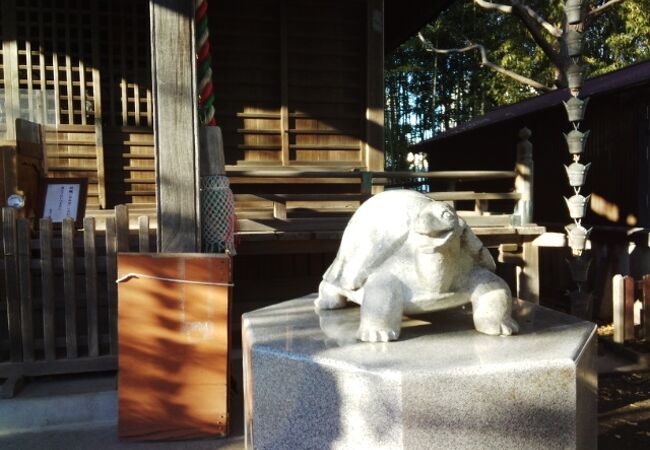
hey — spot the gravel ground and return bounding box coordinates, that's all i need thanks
[598,342,650,450]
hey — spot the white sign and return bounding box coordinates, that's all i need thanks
[43,183,81,223]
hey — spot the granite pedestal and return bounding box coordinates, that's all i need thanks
[242,295,597,450]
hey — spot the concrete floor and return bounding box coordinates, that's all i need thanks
[0,353,246,450]
[0,344,647,450]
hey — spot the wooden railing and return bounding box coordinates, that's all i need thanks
[0,205,153,397]
[228,167,530,233]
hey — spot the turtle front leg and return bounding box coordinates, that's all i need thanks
[358,273,404,342]
[468,269,519,336]
[315,280,348,310]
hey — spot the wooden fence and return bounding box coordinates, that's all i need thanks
[0,205,153,397]
[612,274,650,343]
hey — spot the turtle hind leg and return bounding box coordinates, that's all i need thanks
[315,280,348,310]
[468,269,519,336]
[358,273,404,342]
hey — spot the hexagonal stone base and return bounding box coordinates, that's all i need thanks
[242,295,596,450]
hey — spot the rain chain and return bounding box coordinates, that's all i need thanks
[196,0,217,125]
[562,0,592,307]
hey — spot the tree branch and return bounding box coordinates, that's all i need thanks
[510,2,563,67]
[587,0,626,18]
[417,33,554,92]
[474,0,562,37]
[473,0,512,13]
[473,0,562,69]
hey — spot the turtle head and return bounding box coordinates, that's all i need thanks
[412,201,459,238]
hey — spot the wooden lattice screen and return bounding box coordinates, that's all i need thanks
[0,0,154,208]
[210,0,379,169]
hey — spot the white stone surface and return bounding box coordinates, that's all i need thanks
[242,295,597,450]
[316,190,518,341]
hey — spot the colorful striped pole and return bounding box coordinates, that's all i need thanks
[196,0,216,125]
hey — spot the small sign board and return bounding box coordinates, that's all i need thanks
[39,178,88,227]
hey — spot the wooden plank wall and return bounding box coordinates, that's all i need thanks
[210,0,378,169]
[44,124,102,209]
[104,127,155,206]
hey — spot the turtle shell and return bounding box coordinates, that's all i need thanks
[323,190,460,291]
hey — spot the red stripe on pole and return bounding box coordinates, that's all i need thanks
[196,0,209,22]
[198,41,210,61]
[200,82,213,102]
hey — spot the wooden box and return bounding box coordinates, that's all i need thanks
[117,253,231,440]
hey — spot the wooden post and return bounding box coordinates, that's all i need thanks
[515,127,533,225]
[105,216,118,355]
[150,0,200,252]
[516,238,540,304]
[16,218,33,362]
[39,218,56,360]
[280,0,289,166]
[84,217,100,358]
[624,275,635,341]
[1,0,19,140]
[612,274,625,343]
[641,275,650,341]
[365,0,384,181]
[2,207,22,361]
[62,218,78,358]
[138,215,151,252]
[91,1,107,209]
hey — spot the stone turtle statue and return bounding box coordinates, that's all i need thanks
[315,190,519,342]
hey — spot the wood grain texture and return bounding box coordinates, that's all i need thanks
[115,204,129,252]
[644,275,650,340]
[516,240,540,304]
[1,0,19,140]
[2,208,22,361]
[365,0,384,173]
[16,219,34,362]
[84,217,99,357]
[138,215,151,252]
[39,218,56,361]
[624,275,635,341]
[105,216,118,354]
[150,0,200,252]
[62,218,78,358]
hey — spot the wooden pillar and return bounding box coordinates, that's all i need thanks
[150,0,200,252]
[1,0,20,140]
[516,238,540,304]
[365,0,384,176]
[91,2,106,209]
[515,127,533,225]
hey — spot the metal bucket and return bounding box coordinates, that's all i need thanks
[564,194,590,219]
[566,256,592,283]
[566,30,584,57]
[565,223,591,253]
[566,63,584,91]
[565,2,584,24]
[564,162,591,187]
[564,129,590,155]
[563,96,589,122]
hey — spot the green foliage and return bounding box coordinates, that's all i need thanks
[384,0,649,169]
[584,0,650,75]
